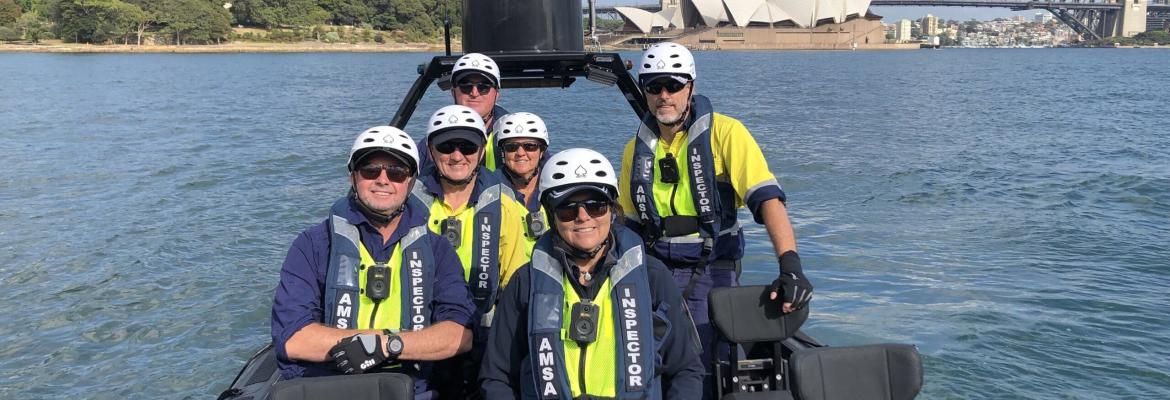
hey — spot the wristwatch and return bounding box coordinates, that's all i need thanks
[384,333,404,361]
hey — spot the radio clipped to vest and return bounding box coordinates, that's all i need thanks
[569,300,600,344]
[441,216,462,248]
[658,153,680,184]
[525,211,548,238]
[366,262,391,301]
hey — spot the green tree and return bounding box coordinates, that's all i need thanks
[51,0,146,43]
[154,0,230,44]
[15,0,35,12]
[20,11,47,42]
[1135,30,1169,45]
[0,25,20,40]
[320,0,370,25]
[1,0,21,26]
[242,0,328,28]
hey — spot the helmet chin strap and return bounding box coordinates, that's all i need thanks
[503,166,538,187]
[352,193,405,225]
[439,168,477,187]
[553,229,612,262]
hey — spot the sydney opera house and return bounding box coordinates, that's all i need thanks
[612,0,895,49]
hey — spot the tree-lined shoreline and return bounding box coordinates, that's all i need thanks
[0,0,461,46]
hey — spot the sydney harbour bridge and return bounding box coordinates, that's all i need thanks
[591,0,1170,40]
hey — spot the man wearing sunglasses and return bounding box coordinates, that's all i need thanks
[617,42,814,398]
[410,105,532,398]
[270,126,476,396]
[480,148,703,399]
[416,52,511,172]
[494,112,553,253]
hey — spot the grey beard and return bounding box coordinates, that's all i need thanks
[655,106,689,126]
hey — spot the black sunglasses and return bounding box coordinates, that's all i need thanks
[501,142,543,153]
[644,79,688,95]
[554,199,610,222]
[357,163,412,182]
[435,140,481,155]
[456,81,494,95]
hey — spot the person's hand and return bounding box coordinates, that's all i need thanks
[768,251,813,313]
[330,334,386,374]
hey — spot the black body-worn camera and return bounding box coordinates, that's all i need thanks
[659,153,680,184]
[569,300,600,344]
[525,212,547,238]
[441,217,462,248]
[366,262,390,301]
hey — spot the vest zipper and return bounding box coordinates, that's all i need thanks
[578,342,589,397]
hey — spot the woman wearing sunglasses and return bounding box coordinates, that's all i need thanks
[480,148,703,400]
[494,112,553,250]
[410,104,533,399]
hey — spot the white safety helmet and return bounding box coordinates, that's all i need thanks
[637,42,696,83]
[426,104,487,143]
[539,148,618,207]
[451,52,501,87]
[494,112,549,145]
[348,126,420,174]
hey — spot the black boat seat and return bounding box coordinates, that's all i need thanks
[708,286,922,400]
[270,373,414,400]
[709,285,809,344]
[790,344,922,400]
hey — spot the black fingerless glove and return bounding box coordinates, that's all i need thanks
[770,251,813,311]
[330,334,387,374]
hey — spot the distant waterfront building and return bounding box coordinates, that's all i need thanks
[1034,12,1053,24]
[615,0,875,32]
[921,13,938,37]
[896,19,912,42]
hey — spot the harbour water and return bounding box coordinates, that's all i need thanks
[1,49,1167,399]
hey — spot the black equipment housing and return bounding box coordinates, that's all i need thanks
[366,263,390,301]
[569,300,600,344]
[462,0,584,53]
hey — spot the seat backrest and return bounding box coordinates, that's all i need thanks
[708,285,808,343]
[789,344,923,400]
[271,373,415,400]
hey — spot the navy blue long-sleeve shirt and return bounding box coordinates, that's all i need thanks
[479,237,705,399]
[270,196,475,387]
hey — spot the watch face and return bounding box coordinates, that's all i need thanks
[389,337,403,353]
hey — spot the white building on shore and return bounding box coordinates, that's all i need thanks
[615,0,875,33]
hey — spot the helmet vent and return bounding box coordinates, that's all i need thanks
[403,143,412,149]
[596,171,607,177]
[589,159,601,164]
[672,63,682,68]
[555,161,569,166]
[363,138,375,143]
[552,173,565,179]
